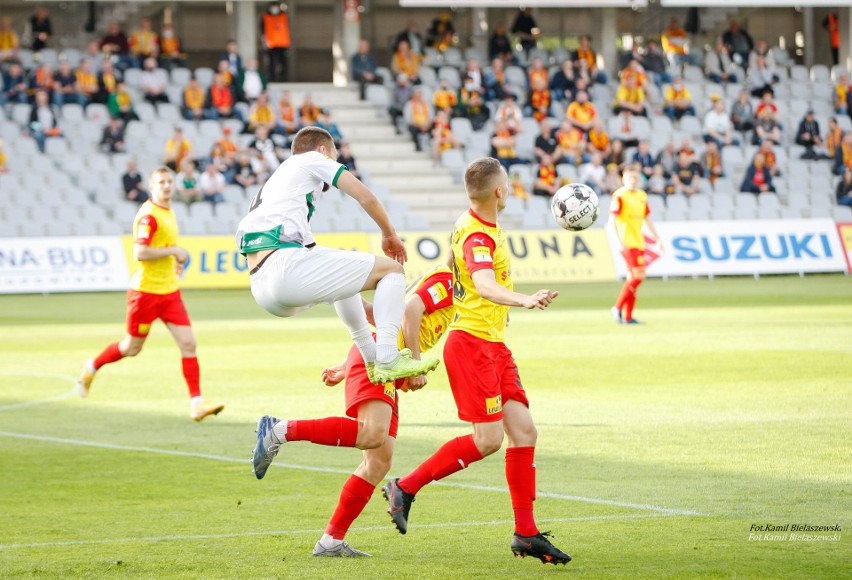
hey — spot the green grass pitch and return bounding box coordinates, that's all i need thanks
[0,275,850,578]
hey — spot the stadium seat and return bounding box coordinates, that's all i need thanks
[418,66,438,87]
[711,207,733,220]
[667,195,688,213]
[366,85,391,110]
[194,67,215,88]
[85,103,110,123]
[688,206,710,221]
[170,68,192,87]
[441,149,465,182]
[509,164,533,189]
[809,206,831,218]
[832,206,852,221]
[504,66,527,88]
[758,206,780,219]
[810,65,830,83]
[679,116,703,138]
[789,83,810,101]
[503,196,526,216]
[157,103,182,123]
[735,194,758,212]
[556,164,578,182]
[375,66,393,86]
[790,65,809,83]
[44,138,69,157]
[450,117,473,144]
[780,207,802,219]
[831,65,848,81]
[123,68,142,88]
[443,47,463,67]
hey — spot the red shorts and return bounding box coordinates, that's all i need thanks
[622,248,645,268]
[126,289,191,337]
[443,330,529,423]
[343,344,400,438]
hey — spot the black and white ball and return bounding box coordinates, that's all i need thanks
[550,183,600,231]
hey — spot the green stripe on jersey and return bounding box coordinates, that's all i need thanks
[332,166,346,188]
[240,226,302,255]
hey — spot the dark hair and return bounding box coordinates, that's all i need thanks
[291,127,334,154]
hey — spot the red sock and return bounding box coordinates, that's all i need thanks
[624,278,643,320]
[615,279,633,311]
[287,417,359,447]
[506,446,538,537]
[181,357,201,398]
[93,342,124,370]
[325,475,375,540]
[398,435,483,495]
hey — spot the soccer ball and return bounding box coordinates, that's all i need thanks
[550,183,600,231]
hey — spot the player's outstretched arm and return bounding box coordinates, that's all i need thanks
[336,171,407,263]
[471,269,558,310]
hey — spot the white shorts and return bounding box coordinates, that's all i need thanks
[250,246,375,317]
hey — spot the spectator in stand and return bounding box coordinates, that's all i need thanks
[731,89,755,134]
[612,110,640,149]
[249,125,286,170]
[206,72,243,122]
[702,140,724,187]
[29,62,56,102]
[277,90,299,135]
[100,117,126,154]
[795,110,826,160]
[511,8,538,57]
[82,41,103,72]
[753,106,782,145]
[216,58,236,87]
[656,141,677,178]
[587,118,611,157]
[219,39,243,78]
[510,171,531,201]
[490,120,524,169]
[613,75,647,117]
[0,17,20,65]
[28,89,62,152]
[573,35,607,84]
[246,90,279,135]
[0,140,6,174]
[388,74,413,135]
[455,79,489,131]
[140,57,169,105]
[740,152,775,194]
[836,167,852,207]
[748,39,779,81]
[533,154,560,198]
[29,7,52,52]
[758,140,780,178]
[703,95,739,149]
[494,92,523,134]
[823,10,840,67]
[3,63,29,104]
[175,158,202,204]
[526,76,552,122]
[210,126,239,179]
[351,39,380,101]
[129,18,159,63]
[603,163,623,195]
[315,108,344,146]
[488,23,513,63]
[567,89,597,135]
[662,18,698,69]
[663,76,695,121]
[426,12,455,50]
[605,139,627,171]
[632,140,655,181]
[164,126,193,172]
[834,72,850,116]
[122,159,149,204]
[158,22,185,70]
[182,77,207,121]
[550,59,576,102]
[336,141,360,180]
[299,93,321,127]
[647,163,670,198]
[261,1,290,82]
[99,21,135,71]
[527,57,548,89]
[579,152,607,195]
[705,37,738,84]
[534,120,561,164]
[834,132,852,176]
[237,58,266,103]
[94,59,120,105]
[395,20,424,55]
[748,55,776,97]
[556,119,588,165]
[826,117,843,162]
[643,40,672,86]
[75,60,99,106]
[484,57,510,101]
[432,78,457,115]
[199,162,226,204]
[620,58,650,92]
[463,59,485,93]
[431,109,461,163]
[671,149,703,196]
[404,87,432,152]
[53,61,85,108]
[231,151,259,190]
[391,39,421,85]
[107,80,139,122]
[722,20,754,68]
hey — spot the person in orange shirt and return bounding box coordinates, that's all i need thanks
[432,79,457,114]
[299,93,321,126]
[277,90,299,134]
[532,154,559,197]
[77,167,225,422]
[825,117,843,161]
[181,77,206,120]
[610,165,661,325]
[661,18,696,68]
[431,109,460,162]
[556,119,589,165]
[129,18,159,62]
[525,76,551,122]
[404,87,432,151]
[164,126,193,172]
[158,22,186,70]
[490,120,523,169]
[527,57,548,90]
[566,89,597,135]
[262,1,291,81]
[206,72,244,122]
[834,132,852,176]
[586,118,610,156]
[822,10,840,66]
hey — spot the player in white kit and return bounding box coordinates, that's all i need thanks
[236,126,438,384]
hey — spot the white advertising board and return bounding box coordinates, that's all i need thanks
[0,237,129,294]
[607,220,847,278]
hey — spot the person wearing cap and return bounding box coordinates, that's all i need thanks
[703,96,739,149]
[795,110,826,160]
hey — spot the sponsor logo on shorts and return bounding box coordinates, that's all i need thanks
[384,382,396,400]
[138,323,151,336]
[486,395,502,415]
[473,246,492,263]
[637,255,645,265]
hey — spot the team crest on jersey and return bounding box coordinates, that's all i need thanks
[383,382,396,400]
[485,395,502,415]
[427,282,448,304]
[472,246,492,263]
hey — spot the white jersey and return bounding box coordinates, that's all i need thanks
[236,151,346,254]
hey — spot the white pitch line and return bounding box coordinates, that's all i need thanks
[0,513,678,551]
[0,372,77,411]
[0,431,705,517]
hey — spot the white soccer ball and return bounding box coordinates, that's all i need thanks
[550,183,600,231]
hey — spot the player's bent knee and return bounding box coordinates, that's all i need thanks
[474,433,504,457]
[356,426,388,450]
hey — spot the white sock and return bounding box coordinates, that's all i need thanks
[319,533,342,548]
[85,359,96,374]
[190,396,204,409]
[334,294,376,364]
[373,272,406,364]
[271,420,288,444]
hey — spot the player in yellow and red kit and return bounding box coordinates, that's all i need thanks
[252,266,454,557]
[382,157,572,566]
[76,167,224,422]
[610,165,662,324]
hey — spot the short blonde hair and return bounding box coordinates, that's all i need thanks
[464,157,506,202]
[291,127,334,154]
